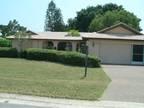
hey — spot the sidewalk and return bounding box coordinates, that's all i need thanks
[0,93,144,108]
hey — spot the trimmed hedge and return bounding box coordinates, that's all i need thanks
[0,38,11,47]
[24,48,100,67]
[0,47,18,58]
[0,47,101,67]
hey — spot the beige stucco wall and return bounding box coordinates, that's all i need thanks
[12,38,144,64]
[12,39,43,51]
[31,40,43,48]
[12,39,31,52]
[104,26,135,35]
[87,39,144,64]
[12,39,79,51]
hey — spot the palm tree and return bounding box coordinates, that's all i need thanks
[15,30,31,57]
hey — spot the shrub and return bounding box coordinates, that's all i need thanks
[67,30,80,37]
[20,50,27,58]
[24,48,100,67]
[0,38,11,47]
[0,47,18,58]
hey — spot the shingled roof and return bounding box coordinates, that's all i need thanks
[7,23,144,41]
[82,32,144,41]
[97,22,143,35]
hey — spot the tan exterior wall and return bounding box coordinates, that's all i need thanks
[12,39,43,51]
[12,39,79,51]
[12,39,31,51]
[12,38,144,64]
[87,39,144,64]
[31,40,43,48]
[105,26,135,35]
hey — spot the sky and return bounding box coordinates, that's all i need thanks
[0,0,144,33]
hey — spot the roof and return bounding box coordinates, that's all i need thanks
[7,32,83,41]
[7,23,144,41]
[7,32,144,41]
[98,22,143,35]
[27,30,38,35]
[34,32,83,41]
[82,32,144,41]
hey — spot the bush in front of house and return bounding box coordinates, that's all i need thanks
[24,48,101,67]
[67,30,80,37]
[0,38,11,47]
[0,47,18,58]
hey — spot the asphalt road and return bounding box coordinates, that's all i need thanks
[101,65,144,103]
[0,103,46,108]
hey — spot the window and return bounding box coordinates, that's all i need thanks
[47,41,54,49]
[132,45,144,62]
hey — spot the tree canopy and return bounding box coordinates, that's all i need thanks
[89,10,141,32]
[67,3,141,32]
[0,19,26,38]
[44,0,65,32]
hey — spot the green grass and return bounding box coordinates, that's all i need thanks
[0,58,110,100]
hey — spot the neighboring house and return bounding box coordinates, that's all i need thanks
[7,23,144,65]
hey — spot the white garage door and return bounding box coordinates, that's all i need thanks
[99,43,131,64]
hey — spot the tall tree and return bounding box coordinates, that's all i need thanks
[53,9,65,31]
[44,0,64,31]
[66,18,76,30]
[89,10,141,32]
[0,19,26,37]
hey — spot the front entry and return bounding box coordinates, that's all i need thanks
[132,45,144,64]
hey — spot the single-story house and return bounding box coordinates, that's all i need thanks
[7,23,144,65]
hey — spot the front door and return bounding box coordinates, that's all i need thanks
[132,45,144,63]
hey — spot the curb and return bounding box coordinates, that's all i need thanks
[0,93,144,108]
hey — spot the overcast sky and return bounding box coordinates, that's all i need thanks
[0,0,144,33]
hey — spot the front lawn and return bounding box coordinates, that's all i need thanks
[0,58,110,100]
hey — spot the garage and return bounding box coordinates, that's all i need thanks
[99,41,131,64]
[87,39,132,64]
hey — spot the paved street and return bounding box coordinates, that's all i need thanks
[0,103,45,108]
[101,65,144,103]
[1,99,144,108]
[0,93,144,108]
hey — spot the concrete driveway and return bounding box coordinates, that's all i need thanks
[101,65,144,103]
